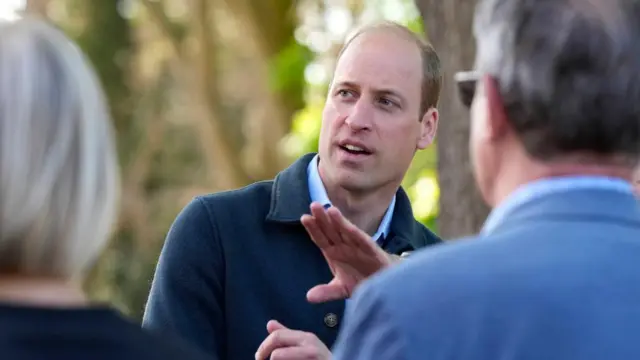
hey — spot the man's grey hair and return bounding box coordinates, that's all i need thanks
[0,18,120,280]
[473,0,640,164]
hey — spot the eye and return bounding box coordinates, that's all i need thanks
[336,89,354,98]
[377,97,398,109]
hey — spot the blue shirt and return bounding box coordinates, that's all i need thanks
[307,154,396,241]
[482,175,634,235]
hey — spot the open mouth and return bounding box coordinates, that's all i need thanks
[339,144,372,156]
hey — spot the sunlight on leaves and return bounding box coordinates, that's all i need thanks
[281,102,323,158]
[408,169,440,221]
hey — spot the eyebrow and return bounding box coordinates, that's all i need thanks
[335,81,407,105]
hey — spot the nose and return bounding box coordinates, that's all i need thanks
[345,100,372,132]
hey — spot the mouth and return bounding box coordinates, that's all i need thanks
[338,143,372,156]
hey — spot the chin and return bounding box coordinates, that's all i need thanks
[333,171,373,193]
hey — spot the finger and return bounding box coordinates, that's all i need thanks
[267,319,286,333]
[310,203,343,246]
[255,329,306,360]
[270,346,317,360]
[307,283,349,303]
[301,214,332,248]
[327,207,377,254]
[309,203,335,246]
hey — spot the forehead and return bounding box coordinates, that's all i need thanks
[333,31,422,100]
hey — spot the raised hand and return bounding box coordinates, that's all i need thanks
[301,202,395,303]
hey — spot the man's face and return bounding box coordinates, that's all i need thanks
[318,31,436,194]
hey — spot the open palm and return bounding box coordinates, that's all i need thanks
[301,202,392,303]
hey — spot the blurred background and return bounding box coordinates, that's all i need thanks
[2,0,488,321]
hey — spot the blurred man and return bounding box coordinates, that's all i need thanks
[332,0,640,359]
[143,21,442,360]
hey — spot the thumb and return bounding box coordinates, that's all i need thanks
[266,319,287,333]
[307,283,349,303]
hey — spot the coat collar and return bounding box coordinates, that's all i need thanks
[489,187,640,236]
[265,153,316,224]
[265,153,429,253]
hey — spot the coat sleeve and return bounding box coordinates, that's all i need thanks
[331,280,410,360]
[142,197,225,359]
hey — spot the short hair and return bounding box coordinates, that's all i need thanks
[336,21,442,116]
[474,0,640,164]
[0,18,120,280]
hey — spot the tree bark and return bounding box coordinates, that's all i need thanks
[188,0,252,188]
[141,0,252,189]
[416,0,491,239]
[218,0,304,180]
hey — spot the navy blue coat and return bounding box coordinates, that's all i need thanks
[142,153,441,359]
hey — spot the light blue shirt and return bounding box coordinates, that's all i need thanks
[307,154,396,241]
[482,175,634,235]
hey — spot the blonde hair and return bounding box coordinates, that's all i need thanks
[0,18,120,280]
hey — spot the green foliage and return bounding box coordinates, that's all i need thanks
[269,38,314,111]
[406,15,425,35]
[282,102,322,158]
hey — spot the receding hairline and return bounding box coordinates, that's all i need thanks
[335,21,442,112]
[337,21,427,62]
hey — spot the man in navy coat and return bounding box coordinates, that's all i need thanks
[142,21,443,360]
[331,0,640,359]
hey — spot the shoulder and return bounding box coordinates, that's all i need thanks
[196,180,274,212]
[163,181,276,253]
[341,234,511,352]
[365,225,570,314]
[362,232,524,316]
[173,180,275,231]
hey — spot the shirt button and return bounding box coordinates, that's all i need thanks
[324,313,338,328]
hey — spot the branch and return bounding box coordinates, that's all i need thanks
[188,0,251,187]
[140,0,183,56]
[120,62,172,249]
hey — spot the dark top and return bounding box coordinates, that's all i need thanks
[142,152,442,359]
[0,303,208,360]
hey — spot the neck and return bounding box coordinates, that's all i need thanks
[319,166,397,236]
[0,275,87,308]
[490,152,635,207]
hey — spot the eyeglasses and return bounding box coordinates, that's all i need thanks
[454,70,480,108]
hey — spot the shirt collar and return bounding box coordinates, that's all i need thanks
[482,175,634,235]
[307,154,396,240]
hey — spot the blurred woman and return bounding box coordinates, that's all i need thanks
[0,18,207,360]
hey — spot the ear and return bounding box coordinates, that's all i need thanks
[416,107,438,150]
[482,74,509,140]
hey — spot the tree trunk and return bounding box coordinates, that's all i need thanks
[219,0,305,180]
[70,0,157,318]
[416,0,491,239]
